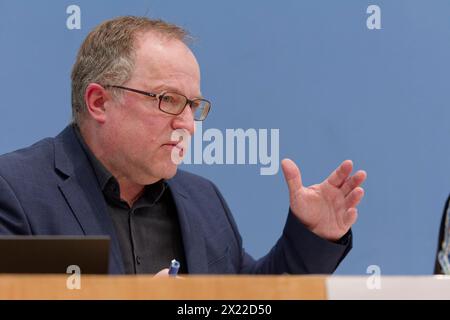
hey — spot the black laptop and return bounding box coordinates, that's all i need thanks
[0,236,110,274]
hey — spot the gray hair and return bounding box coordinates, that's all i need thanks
[71,16,189,125]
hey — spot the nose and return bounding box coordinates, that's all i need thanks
[171,104,195,136]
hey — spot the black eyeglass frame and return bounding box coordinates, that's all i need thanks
[104,85,211,121]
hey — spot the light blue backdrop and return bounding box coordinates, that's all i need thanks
[1,0,449,275]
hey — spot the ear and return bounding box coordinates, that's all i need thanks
[84,83,110,124]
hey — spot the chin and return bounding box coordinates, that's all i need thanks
[163,166,178,179]
[157,163,178,180]
[142,158,179,183]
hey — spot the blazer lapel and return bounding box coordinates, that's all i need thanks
[54,126,125,274]
[53,126,209,274]
[167,179,208,274]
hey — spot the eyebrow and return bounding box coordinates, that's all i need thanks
[150,84,204,100]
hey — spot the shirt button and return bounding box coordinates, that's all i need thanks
[136,256,141,265]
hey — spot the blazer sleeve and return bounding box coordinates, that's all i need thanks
[210,181,352,274]
[0,174,32,235]
[434,196,449,274]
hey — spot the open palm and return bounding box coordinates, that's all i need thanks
[281,159,367,241]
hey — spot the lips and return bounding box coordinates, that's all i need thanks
[163,142,183,152]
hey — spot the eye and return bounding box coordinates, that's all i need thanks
[191,100,201,110]
[161,95,175,103]
[161,93,185,105]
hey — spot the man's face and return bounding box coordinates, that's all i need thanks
[102,32,200,185]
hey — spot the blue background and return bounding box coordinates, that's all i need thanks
[1,0,448,275]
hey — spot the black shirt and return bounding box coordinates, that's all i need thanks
[73,125,187,274]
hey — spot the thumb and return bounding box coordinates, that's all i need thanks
[281,158,303,196]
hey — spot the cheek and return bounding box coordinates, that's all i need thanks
[108,100,174,152]
[123,120,171,160]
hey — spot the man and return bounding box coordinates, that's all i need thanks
[0,16,366,274]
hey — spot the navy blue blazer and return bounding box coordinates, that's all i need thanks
[0,125,352,274]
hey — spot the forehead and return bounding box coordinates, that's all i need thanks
[130,32,201,96]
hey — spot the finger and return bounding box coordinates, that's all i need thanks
[327,160,353,188]
[153,268,170,277]
[281,159,303,196]
[345,187,365,209]
[341,170,367,196]
[343,207,358,227]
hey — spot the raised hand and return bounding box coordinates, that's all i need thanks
[281,159,367,241]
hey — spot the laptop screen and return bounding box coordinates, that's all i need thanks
[0,236,110,274]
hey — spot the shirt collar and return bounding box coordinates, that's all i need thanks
[72,123,113,191]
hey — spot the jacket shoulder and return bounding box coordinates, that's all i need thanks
[0,137,55,179]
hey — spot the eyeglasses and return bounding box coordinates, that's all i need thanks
[104,85,211,121]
